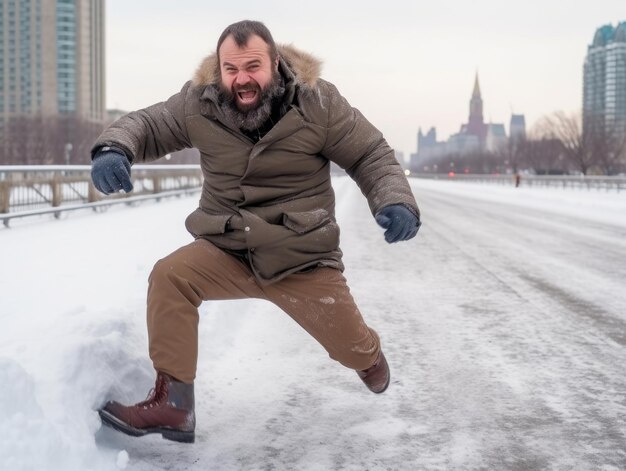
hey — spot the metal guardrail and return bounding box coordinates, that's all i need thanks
[411,173,626,192]
[4,167,623,227]
[0,165,202,227]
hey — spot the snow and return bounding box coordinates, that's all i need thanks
[116,451,129,469]
[1,177,625,470]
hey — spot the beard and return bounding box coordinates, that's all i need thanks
[218,71,285,132]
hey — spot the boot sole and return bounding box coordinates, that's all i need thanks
[98,409,195,443]
[369,370,391,394]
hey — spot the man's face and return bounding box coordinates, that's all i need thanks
[219,34,278,112]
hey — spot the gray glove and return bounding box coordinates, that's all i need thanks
[375,205,421,243]
[91,147,133,195]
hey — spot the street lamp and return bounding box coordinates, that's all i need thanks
[64,143,73,165]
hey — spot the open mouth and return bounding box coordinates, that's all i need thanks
[236,89,258,105]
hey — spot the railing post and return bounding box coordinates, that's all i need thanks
[88,181,99,203]
[52,175,62,207]
[152,176,161,194]
[0,181,10,213]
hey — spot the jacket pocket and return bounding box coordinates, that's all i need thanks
[185,208,232,236]
[282,209,330,234]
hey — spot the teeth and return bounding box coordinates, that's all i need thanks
[239,91,256,101]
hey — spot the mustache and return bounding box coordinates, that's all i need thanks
[233,83,260,93]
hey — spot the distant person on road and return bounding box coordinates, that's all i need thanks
[91,20,420,443]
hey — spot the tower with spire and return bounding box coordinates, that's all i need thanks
[465,73,488,145]
[411,72,525,172]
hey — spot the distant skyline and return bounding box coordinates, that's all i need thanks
[106,0,625,158]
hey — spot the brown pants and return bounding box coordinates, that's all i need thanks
[147,239,381,383]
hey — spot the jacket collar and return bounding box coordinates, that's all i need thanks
[192,43,322,90]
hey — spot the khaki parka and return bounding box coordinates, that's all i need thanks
[93,44,419,285]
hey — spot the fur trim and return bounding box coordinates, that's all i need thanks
[192,53,220,86]
[192,43,322,88]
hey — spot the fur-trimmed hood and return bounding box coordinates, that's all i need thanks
[192,43,321,89]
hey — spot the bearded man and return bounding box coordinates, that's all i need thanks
[92,20,420,444]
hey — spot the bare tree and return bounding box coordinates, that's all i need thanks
[521,122,568,174]
[540,112,594,175]
[496,135,527,173]
[521,138,564,174]
[1,114,104,165]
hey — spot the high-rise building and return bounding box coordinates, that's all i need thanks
[0,0,105,136]
[583,22,626,135]
[509,114,526,142]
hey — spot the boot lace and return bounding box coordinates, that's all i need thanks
[136,373,168,409]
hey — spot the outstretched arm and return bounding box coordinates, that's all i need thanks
[92,81,194,164]
[319,80,420,242]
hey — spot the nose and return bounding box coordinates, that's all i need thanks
[234,70,250,85]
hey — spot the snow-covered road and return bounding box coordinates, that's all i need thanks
[1,177,625,470]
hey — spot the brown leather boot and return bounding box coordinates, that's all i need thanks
[357,351,390,394]
[98,372,195,443]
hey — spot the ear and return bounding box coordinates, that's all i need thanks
[274,55,279,69]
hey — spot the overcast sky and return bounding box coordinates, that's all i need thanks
[106,0,625,158]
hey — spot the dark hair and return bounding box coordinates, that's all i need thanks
[217,20,278,62]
